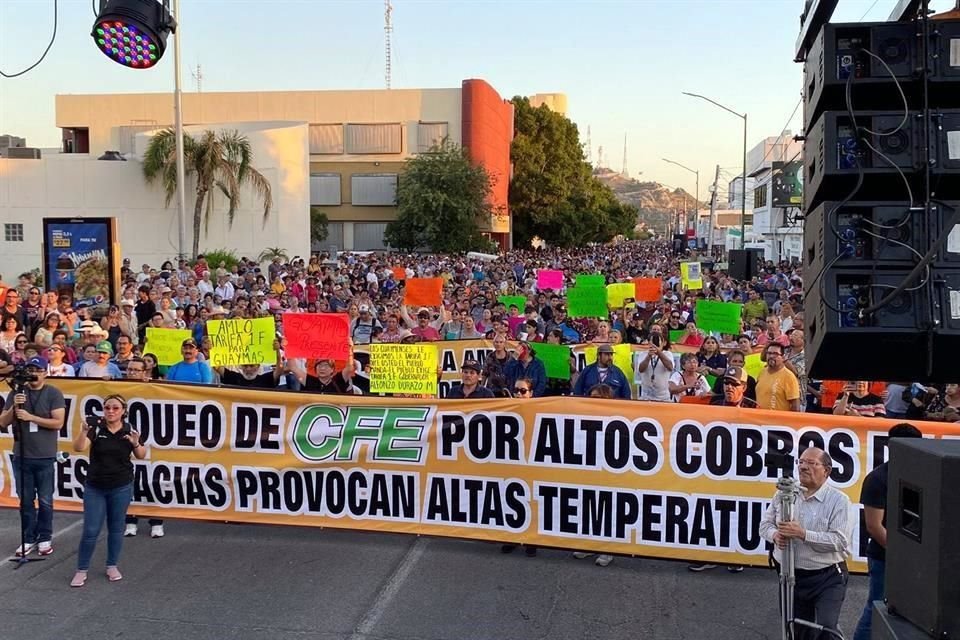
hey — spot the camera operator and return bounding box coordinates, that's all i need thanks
[759,447,852,639]
[852,423,923,640]
[0,356,66,557]
[70,394,146,587]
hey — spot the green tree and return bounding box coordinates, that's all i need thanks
[509,97,635,248]
[257,247,290,263]
[310,207,330,245]
[142,129,273,259]
[385,140,495,252]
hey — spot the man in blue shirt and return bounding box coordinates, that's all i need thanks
[573,344,631,399]
[165,338,213,384]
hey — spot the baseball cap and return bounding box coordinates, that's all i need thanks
[121,298,135,307]
[96,341,114,354]
[359,304,370,313]
[461,359,482,373]
[723,366,748,384]
[597,344,615,355]
[26,356,48,370]
[181,338,198,348]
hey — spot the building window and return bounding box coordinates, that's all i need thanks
[345,123,402,154]
[4,223,24,242]
[309,124,344,155]
[753,185,768,209]
[351,174,398,206]
[310,174,342,206]
[417,122,449,153]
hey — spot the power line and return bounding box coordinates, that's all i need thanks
[859,0,881,21]
[757,97,803,166]
[0,0,57,78]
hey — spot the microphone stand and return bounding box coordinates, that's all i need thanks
[8,377,44,568]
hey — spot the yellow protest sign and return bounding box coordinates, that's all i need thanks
[145,328,193,366]
[207,317,277,366]
[744,352,764,380]
[370,343,438,395]
[606,282,636,308]
[680,262,702,290]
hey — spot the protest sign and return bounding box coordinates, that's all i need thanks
[403,278,443,307]
[669,329,685,344]
[207,317,277,367]
[576,274,605,288]
[632,278,662,303]
[498,295,527,311]
[695,299,743,335]
[680,262,702,290]
[534,342,571,379]
[369,343,438,395]
[745,352,764,380]
[566,286,608,318]
[145,328,193,366]
[536,270,564,291]
[606,283,636,308]
[391,266,407,281]
[282,313,350,360]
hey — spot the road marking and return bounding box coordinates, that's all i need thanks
[348,537,427,640]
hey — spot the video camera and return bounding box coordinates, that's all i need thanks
[4,362,39,387]
[764,451,796,478]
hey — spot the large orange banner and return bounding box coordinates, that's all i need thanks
[2,379,957,572]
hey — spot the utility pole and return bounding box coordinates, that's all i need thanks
[384,0,393,89]
[707,164,720,257]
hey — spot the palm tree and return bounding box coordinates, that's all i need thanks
[142,128,273,259]
[257,247,289,263]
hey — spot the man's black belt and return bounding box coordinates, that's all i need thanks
[773,560,846,577]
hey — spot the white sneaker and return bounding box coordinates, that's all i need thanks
[37,541,53,556]
[124,524,138,537]
[595,554,614,567]
[150,525,164,538]
[14,542,35,558]
[572,551,594,559]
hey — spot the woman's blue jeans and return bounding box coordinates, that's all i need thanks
[77,483,133,571]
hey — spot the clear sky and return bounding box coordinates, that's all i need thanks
[0,0,952,190]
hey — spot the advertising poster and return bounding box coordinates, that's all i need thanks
[42,218,119,313]
[771,161,803,207]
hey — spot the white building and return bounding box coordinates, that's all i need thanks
[747,132,804,263]
[0,121,310,278]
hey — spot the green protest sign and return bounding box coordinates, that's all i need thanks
[695,299,743,334]
[567,286,608,318]
[576,274,605,288]
[498,295,527,311]
[534,342,571,379]
[669,329,685,344]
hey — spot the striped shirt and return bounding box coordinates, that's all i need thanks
[759,482,852,570]
[833,392,886,418]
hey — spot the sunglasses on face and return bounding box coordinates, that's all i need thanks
[514,388,531,395]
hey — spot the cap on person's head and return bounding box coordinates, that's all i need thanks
[461,359,482,373]
[723,366,748,383]
[597,344,615,355]
[417,308,431,319]
[96,341,114,355]
[26,356,49,370]
[556,305,567,313]
[359,304,370,313]
[181,338,198,349]
[79,320,98,332]
[121,298,135,307]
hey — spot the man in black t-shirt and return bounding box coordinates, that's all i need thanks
[0,357,66,557]
[303,359,354,394]
[852,422,923,640]
[221,364,282,389]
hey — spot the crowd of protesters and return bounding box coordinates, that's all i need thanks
[0,239,956,422]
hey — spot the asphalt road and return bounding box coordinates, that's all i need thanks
[0,510,868,640]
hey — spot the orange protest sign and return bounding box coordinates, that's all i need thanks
[633,278,661,303]
[403,278,443,307]
[282,312,350,360]
[391,266,406,281]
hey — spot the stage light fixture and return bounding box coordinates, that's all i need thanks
[91,0,175,69]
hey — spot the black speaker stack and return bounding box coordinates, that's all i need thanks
[883,438,960,640]
[727,248,763,282]
[802,16,960,382]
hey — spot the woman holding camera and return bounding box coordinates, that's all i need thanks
[70,394,146,587]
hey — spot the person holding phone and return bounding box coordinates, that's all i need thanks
[636,325,674,402]
[832,381,886,417]
[70,394,147,587]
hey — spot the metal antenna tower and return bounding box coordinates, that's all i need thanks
[597,145,605,169]
[621,133,629,178]
[190,64,203,93]
[384,0,393,89]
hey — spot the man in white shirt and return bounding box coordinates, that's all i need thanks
[759,447,851,639]
[214,275,235,301]
[197,271,215,296]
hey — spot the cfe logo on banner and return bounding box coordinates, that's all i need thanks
[3,379,960,571]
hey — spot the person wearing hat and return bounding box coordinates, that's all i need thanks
[573,344,631,399]
[709,366,757,408]
[447,360,496,399]
[165,338,213,384]
[302,358,354,395]
[0,356,66,557]
[350,304,381,345]
[79,341,123,379]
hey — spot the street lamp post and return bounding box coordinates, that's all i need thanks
[172,0,187,259]
[662,158,699,237]
[682,92,748,249]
